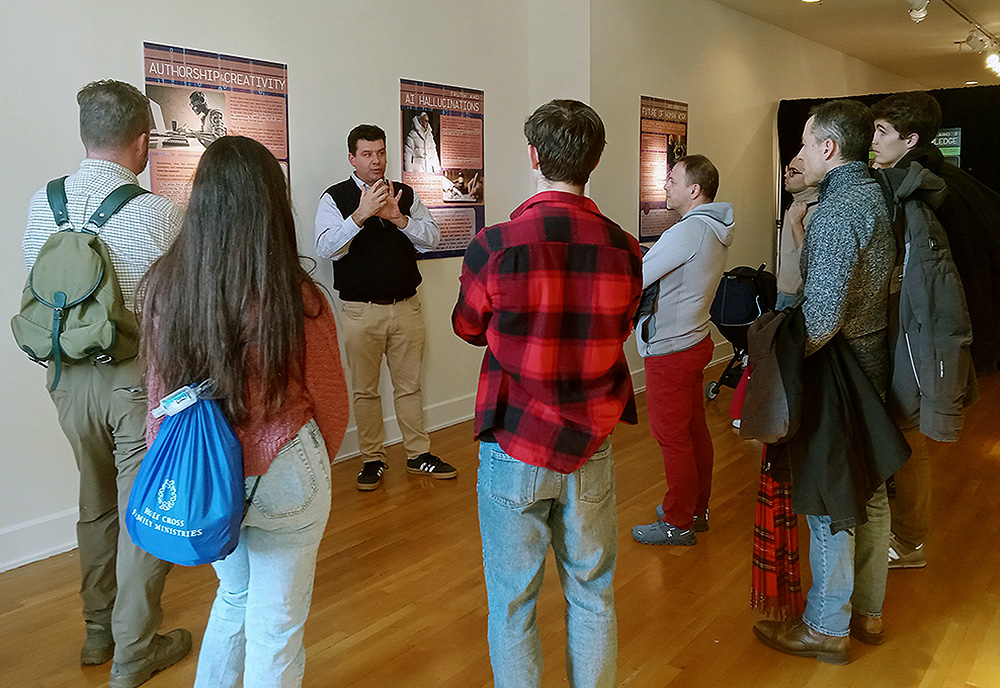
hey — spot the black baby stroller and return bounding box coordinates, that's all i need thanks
[704,264,777,399]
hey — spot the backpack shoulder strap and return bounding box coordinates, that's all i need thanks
[46,177,71,228]
[88,184,148,228]
[45,178,149,231]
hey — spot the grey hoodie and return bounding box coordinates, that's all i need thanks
[636,201,735,357]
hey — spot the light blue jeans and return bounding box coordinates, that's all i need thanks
[194,419,332,688]
[477,440,617,688]
[775,292,798,310]
[803,483,890,637]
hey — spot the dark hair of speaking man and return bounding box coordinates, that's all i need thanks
[753,99,897,666]
[452,100,642,688]
[313,124,456,491]
[871,90,1000,376]
[21,80,189,688]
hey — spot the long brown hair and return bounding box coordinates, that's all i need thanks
[141,136,317,423]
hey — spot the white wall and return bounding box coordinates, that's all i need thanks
[0,0,917,571]
[0,0,589,571]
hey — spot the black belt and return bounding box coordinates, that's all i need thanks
[346,296,412,306]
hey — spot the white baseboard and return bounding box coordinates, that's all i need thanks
[332,392,476,464]
[333,345,737,465]
[3,348,739,570]
[0,507,77,573]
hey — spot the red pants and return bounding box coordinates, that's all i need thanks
[644,336,715,529]
[730,364,751,421]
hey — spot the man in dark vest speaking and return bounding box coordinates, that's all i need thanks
[314,124,457,490]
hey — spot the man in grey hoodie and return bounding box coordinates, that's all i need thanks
[632,154,735,546]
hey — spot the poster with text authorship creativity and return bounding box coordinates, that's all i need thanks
[144,42,289,209]
[401,79,485,259]
[639,96,688,242]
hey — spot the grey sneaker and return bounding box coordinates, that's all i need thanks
[406,453,457,479]
[656,504,709,532]
[357,460,388,491]
[81,622,114,665]
[888,534,926,569]
[108,628,192,688]
[632,519,696,545]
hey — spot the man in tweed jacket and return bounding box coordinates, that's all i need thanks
[754,99,895,666]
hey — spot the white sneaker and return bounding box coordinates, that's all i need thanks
[888,534,926,569]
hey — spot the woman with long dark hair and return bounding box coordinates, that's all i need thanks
[141,136,348,687]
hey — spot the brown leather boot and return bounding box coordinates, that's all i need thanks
[850,614,884,645]
[753,619,850,665]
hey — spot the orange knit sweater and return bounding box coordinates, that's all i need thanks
[147,285,349,476]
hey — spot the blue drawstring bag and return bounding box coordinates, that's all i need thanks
[126,383,247,566]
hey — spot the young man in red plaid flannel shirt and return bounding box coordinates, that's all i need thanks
[452,99,642,688]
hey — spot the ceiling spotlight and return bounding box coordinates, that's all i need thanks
[904,0,930,23]
[986,49,1000,76]
[966,31,989,53]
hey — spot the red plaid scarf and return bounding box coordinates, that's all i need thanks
[750,446,804,620]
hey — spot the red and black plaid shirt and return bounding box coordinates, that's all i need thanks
[452,191,643,474]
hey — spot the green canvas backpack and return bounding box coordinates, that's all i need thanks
[11,177,147,390]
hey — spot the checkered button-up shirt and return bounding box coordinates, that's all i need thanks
[23,158,182,311]
[452,191,643,473]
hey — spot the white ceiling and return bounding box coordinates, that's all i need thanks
[710,0,1000,89]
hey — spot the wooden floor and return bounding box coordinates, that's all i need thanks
[2,368,999,687]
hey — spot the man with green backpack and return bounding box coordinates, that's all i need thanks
[15,80,188,688]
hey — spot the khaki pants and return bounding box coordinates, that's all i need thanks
[890,426,931,547]
[338,295,431,461]
[47,357,171,663]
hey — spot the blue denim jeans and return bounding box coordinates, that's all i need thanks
[775,292,799,310]
[803,483,890,636]
[477,439,617,688]
[193,420,332,688]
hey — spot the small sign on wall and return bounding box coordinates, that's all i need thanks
[143,42,289,208]
[401,78,485,258]
[639,95,688,242]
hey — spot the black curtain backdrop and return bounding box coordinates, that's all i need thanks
[776,85,1000,211]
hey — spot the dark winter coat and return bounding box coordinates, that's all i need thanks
[896,144,1000,374]
[780,334,911,534]
[877,163,978,442]
[741,299,806,444]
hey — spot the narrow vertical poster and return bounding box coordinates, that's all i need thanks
[400,79,485,259]
[143,42,289,208]
[933,127,961,167]
[639,96,688,241]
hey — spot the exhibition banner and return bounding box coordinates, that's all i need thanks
[639,95,688,241]
[401,78,485,259]
[933,127,961,166]
[143,42,289,208]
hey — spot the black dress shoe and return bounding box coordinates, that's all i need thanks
[850,614,884,645]
[753,619,850,665]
